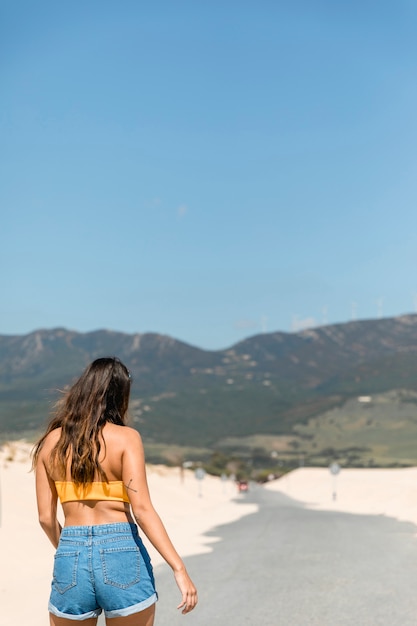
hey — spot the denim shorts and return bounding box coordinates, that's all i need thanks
[49,523,157,620]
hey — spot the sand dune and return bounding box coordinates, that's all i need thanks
[3,440,416,625]
[265,466,417,528]
[0,441,257,626]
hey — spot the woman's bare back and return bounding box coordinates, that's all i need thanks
[44,423,135,527]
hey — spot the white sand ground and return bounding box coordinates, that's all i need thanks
[0,441,257,626]
[265,466,417,528]
[2,442,417,626]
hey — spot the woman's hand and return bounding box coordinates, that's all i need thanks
[174,567,198,614]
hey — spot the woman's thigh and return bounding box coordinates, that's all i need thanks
[105,604,155,626]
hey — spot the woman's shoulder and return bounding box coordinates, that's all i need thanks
[36,427,61,462]
[43,427,62,448]
[103,423,142,444]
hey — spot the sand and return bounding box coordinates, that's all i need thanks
[0,441,257,626]
[2,442,417,626]
[265,466,417,529]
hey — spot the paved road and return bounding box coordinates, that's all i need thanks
[151,485,417,626]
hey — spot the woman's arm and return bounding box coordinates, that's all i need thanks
[35,453,62,548]
[122,428,198,614]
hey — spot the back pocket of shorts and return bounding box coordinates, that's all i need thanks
[100,547,141,588]
[53,551,79,594]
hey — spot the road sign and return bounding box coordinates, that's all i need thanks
[195,467,206,497]
[329,463,341,476]
[195,468,206,481]
[329,463,341,500]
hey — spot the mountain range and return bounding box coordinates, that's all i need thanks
[1,315,417,463]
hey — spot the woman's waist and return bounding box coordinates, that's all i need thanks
[61,521,138,537]
[62,501,134,528]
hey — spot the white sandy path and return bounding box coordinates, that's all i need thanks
[265,466,417,528]
[0,442,257,626]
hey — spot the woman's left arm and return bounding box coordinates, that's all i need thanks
[35,456,62,548]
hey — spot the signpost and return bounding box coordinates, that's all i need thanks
[329,462,341,501]
[220,473,228,493]
[195,467,206,497]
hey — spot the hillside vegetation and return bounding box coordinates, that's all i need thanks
[1,315,417,467]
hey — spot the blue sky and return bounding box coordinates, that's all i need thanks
[2,1,417,349]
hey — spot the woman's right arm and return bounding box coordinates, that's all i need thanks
[35,452,62,548]
[122,428,198,614]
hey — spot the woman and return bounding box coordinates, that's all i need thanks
[32,357,197,626]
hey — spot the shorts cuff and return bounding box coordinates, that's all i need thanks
[48,601,102,620]
[105,592,158,618]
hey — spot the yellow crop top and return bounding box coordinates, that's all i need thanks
[55,481,130,504]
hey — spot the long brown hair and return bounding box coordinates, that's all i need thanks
[32,357,131,483]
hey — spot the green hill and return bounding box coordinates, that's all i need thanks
[1,315,417,467]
